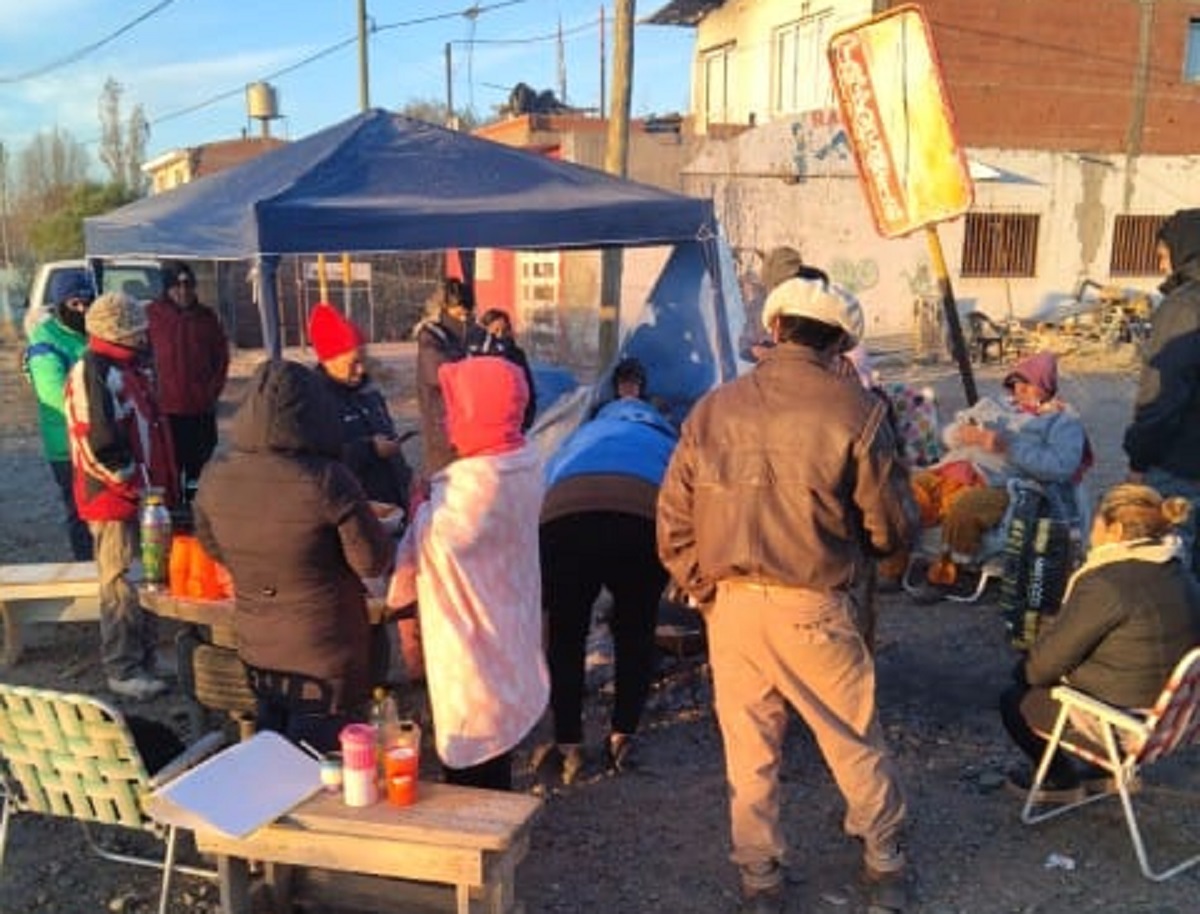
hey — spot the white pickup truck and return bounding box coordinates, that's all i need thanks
[23,259,162,338]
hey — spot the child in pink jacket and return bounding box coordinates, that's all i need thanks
[388,356,548,789]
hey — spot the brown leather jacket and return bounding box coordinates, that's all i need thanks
[657,344,918,605]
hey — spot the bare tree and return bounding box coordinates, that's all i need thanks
[16,128,89,211]
[125,102,148,192]
[99,77,127,186]
[399,98,479,131]
[98,77,148,192]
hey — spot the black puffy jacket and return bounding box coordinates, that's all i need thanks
[194,360,391,714]
[1125,209,1200,478]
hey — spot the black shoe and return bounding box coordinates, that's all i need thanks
[863,865,909,913]
[1079,767,1142,796]
[905,581,946,605]
[531,743,585,786]
[738,861,783,914]
[737,888,783,914]
[605,733,636,773]
[1004,767,1085,805]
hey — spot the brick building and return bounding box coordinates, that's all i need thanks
[648,0,1200,335]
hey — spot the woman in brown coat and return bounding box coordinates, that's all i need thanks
[194,359,392,750]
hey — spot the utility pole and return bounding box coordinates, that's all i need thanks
[599,6,607,122]
[598,0,633,365]
[357,0,370,111]
[0,142,11,270]
[557,17,567,105]
[445,43,455,126]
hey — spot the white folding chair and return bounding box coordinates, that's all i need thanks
[1020,647,1200,881]
[0,684,224,914]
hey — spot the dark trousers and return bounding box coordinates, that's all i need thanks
[49,460,93,560]
[442,750,513,791]
[168,411,219,497]
[999,683,1105,785]
[540,512,668,745]
[246,665,347,755]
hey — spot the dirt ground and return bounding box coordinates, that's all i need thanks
[0,331,1197,914]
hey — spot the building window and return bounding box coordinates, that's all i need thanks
[960,212,1039,277]
[702,43,734,126]
[772,10,833,115]
[1111,214,1169,275]
[1187,19,1200,81]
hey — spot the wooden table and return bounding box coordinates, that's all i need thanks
[138,586,409,739]
[137,587,396,646]
[193,783,541,914]
[138,586,237,645]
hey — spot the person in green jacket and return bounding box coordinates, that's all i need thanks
[26,269,95,559]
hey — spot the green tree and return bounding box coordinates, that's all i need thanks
[27,182,137,261]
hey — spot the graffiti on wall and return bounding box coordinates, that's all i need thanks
[828,258,880,294]
[790,108,855,182]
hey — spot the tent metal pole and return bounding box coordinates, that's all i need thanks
[257,255,282,359]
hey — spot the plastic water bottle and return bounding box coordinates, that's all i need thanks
[369,686,402,768]
[139,488,172,590]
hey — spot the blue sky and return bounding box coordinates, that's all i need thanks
[0,0,696,172]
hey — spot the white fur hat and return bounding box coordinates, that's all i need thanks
[761,277,864,349]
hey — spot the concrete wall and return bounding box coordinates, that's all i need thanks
[689,0,876,132]
[685,113,1197,339]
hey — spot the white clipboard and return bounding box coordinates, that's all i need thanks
[146,731,322,839]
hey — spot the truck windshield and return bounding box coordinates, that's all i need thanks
[100,265,162,303]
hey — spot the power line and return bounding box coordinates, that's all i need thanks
[374,0,527,35]
[449,19,595,46]
[149,1,528,130]
[152,36,359,127]
[0,0,179,85]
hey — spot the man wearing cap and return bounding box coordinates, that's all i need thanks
[65,292,180,701]
[657,276,918,913]
[1124,208,1200,571]
[147,260,229,499]
[414,277,488,476]
[25,269,96,560]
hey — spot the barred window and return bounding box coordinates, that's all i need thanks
[1110,214,1169,275]
[1187,19,1200,82]
[960,212,1039,278]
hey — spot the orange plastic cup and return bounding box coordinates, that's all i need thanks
[384,746,419,806]
[387,773,417,807]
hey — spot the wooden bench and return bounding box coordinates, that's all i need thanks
[0,562,100,666]
[192,783,541,914]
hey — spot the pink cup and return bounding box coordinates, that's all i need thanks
[339,723,377,771]
[339,723,380,807]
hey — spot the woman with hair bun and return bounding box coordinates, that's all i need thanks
[1000,483,1200,800]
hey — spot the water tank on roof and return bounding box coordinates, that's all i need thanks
[246,82,278,121]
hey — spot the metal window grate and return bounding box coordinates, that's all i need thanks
[961,213,1039,277]
[1111,214,1168,275]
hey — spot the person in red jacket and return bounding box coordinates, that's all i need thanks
[65,292,179,701]
[147,261,229,500]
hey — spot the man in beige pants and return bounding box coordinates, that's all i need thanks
[657,275,918,913]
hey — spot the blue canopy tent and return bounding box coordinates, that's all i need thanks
[84,108,738,392]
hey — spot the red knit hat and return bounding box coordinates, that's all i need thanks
[308,302,364,362]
